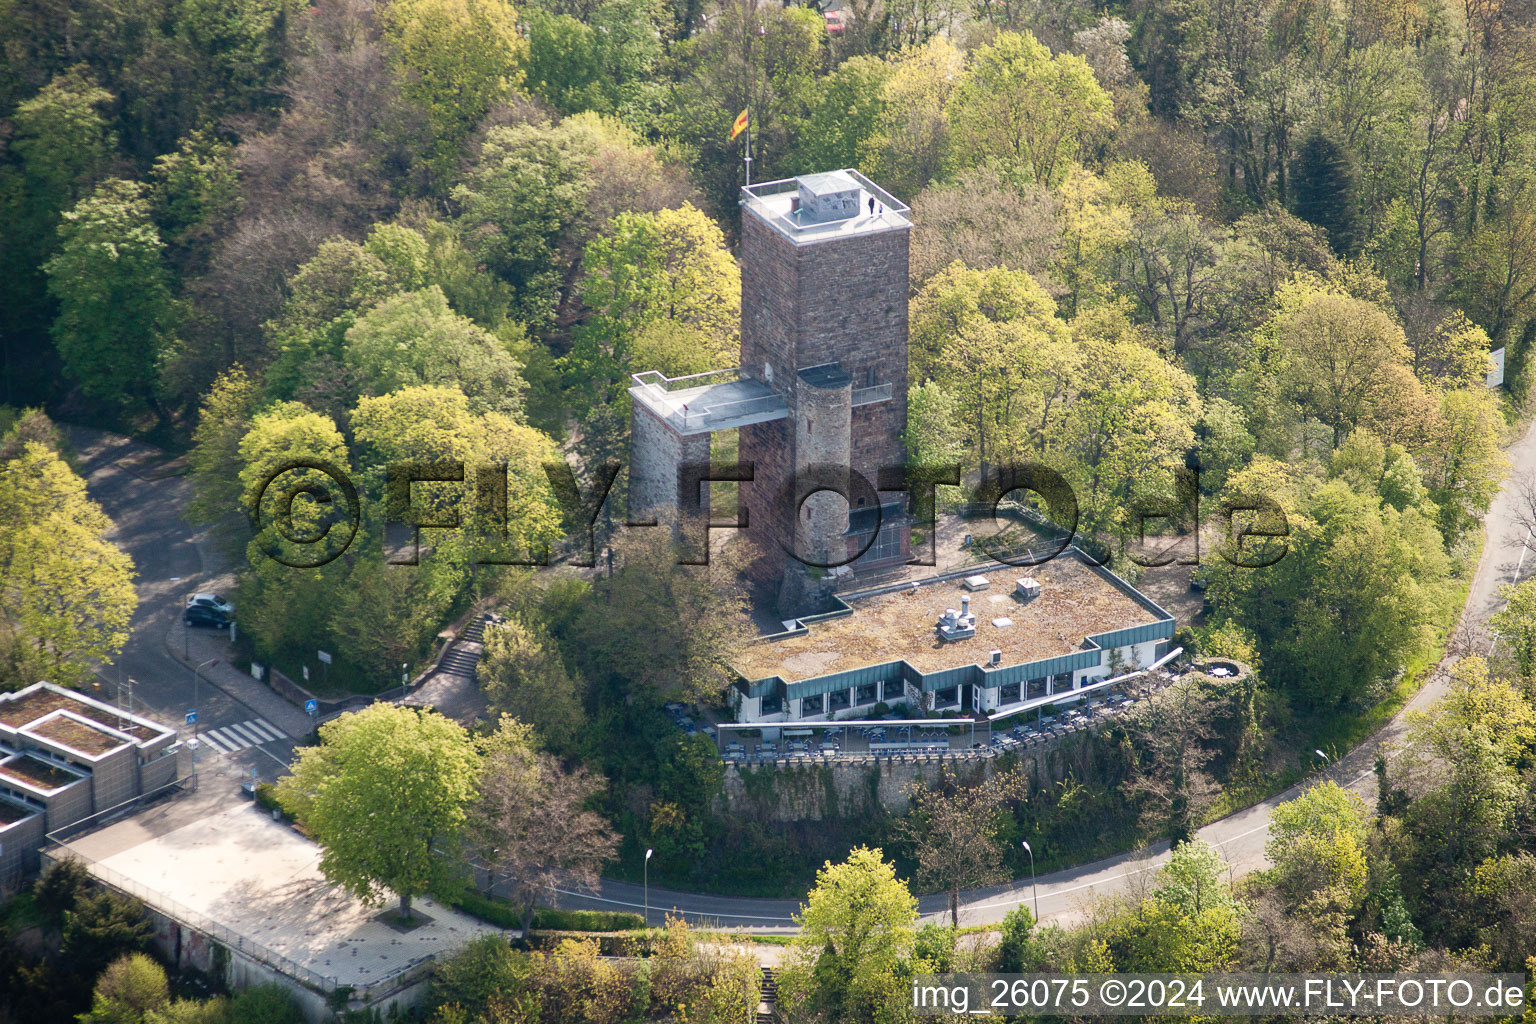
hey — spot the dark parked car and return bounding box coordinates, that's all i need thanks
[184,604,232,629]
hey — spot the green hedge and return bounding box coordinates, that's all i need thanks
[450,892,644,932]
[453,891,521,928]
[532,907,645,932]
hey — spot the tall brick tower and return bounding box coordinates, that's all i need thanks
[738,171,911,610]
[627,169,911,614]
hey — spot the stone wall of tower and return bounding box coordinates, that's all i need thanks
[739,418,792,572]
[738,203,911,586]
[792,375,853,567]
[777,228,909,494]
[629,403,711,521]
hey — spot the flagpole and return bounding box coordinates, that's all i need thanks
[744,114,752,187]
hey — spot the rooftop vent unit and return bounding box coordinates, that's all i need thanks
[963,575,991,591]
[1015,578,1042,601]
[990,649,1002,666]
[936,595,977,642]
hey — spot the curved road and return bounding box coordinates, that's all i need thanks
[68,427,306,779]
[69,418,1536,932]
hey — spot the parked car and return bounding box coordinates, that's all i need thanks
[186,593,234,616]
[184,604,232,630]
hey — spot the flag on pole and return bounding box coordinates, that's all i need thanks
[730,108,749,141]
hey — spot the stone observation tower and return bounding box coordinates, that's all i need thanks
[628,169,912,612]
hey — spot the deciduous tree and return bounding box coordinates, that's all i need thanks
[948,30,1116,186]
[900,766,1027,926]
[276,703,482,918]
[477,618,585,752]
[0,434,137,690]
[381,0,528,186]
[860,40,966,200]
[468,716,619,936]
[344,286,528,415]
[777,847,919,1022]
[44,179,177,422]
[570,528,751,704]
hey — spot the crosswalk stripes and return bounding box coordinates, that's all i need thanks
[198,718,286,754]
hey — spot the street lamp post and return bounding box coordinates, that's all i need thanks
[1021,840,1040,923]
[193,658,218,741]
[644,848,653,928]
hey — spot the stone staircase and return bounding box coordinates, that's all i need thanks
[437,614,489,678]
[757,966,778,1023]
[396,612,495,723]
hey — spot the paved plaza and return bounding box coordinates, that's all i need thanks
[62,794,500,989]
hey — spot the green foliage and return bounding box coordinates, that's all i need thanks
[1292,133,1361,255]
[860,40,966,199]
[44,179,176,419]
[0,430,137,688]
[1468,853,1536,970]
[149,129,241,269]
[428,933,527,1020]
[33,858,96,929]
[227,985,304,1024]
[452,118,602,328]
[1422,388,1506,539]
[566,203,739,412]
[80,953,169,1023]
[777,847,919,1023]
[522,0,659,116]
[913,922,957,971]
[381,0,528,185]
[791,56,893,171]
[661,0,825,214]
[1191,620,1260,669]
[909,260,1074,472]
[948,30,1116,186]
[425,924,756,1023]
[530,908,646,932]
[1091,896,1241,972]
[1206,462,1451,712]
[344,286,528,415]
[646,735,726,868]
[452,892,644,932]
[477,618,584,752]
[186,365,261,545]
[1153,839,1235,916]
[995,907,1040,971]
[1491,580,1536,680]
[1267,782,1372,914]
[275,704,483,916]
[144,996,232,1024]
[0,67,116,394]
[61,888,154,976]
[568,529,752,705]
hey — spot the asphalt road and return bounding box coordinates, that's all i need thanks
[67,427,301,779]
[63,417,1536,931]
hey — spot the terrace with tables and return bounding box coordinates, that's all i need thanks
[716,658,1181,766]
